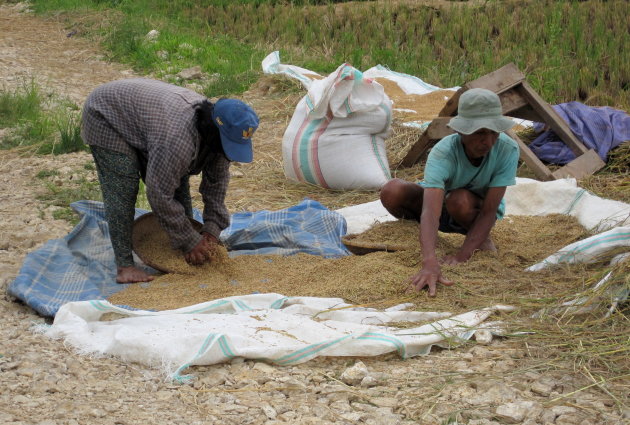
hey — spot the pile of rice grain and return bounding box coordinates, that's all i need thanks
[374,78,455,123]
[133,213,231,274]
[111,214,594,313]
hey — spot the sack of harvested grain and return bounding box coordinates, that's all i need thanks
[282,63,393,190]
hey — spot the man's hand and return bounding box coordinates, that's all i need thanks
[185,237,213,265]
[407,260,454,297]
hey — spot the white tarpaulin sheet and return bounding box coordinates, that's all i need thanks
[45,294,511,381]
[504,178,630,232]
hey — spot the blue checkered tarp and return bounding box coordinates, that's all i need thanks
[529,102,630,165]
[7,199,350,317]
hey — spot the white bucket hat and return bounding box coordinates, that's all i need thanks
[447,88,515,135]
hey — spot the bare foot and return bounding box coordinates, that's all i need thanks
[116,266,154,284]
[478,237,497,252]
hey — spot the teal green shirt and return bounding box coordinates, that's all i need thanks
[421,133,519,219]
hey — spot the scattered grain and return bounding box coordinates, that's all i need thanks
[111,214,596,315]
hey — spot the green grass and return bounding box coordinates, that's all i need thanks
[26,0,265,96]
[0,82,87,154]
[36,175,102,224]
[136,181,150,210]
[54,113,85,155]
[35,169,60,179]
[0,79,41,127]
[34,162,150,222]
[25,0,629,110]
[0,80,56,150]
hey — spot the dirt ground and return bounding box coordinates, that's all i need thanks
[0,3,628,425]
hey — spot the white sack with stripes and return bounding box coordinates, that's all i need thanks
[282,63,393,190]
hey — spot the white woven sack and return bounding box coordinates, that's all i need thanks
[282,64,393,190]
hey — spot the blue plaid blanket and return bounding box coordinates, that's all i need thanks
[529,102,630,165]
[7,199,349,317]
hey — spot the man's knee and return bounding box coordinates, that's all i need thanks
[380,179,423,220]
[445,189,479,222]
[380,179,407,210]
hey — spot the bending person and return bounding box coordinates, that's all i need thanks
[82,78,259,283]
[380,88,519,296]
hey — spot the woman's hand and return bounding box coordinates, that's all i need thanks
[185,237,213,265]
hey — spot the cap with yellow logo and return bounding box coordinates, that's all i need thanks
[211,99,259,163]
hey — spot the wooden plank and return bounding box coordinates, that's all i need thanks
[551,149,606,180]
[505,104,541,123]
[399,132,434,167]
[438,87,465,117]
[465,63,525,94]
[506,130,554,181]
[399,118,454,167]
[498,88,529,115]
[518,82,589,156]
[439,64,525,118]
[426,117,453,139]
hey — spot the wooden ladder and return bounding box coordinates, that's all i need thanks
[399,63,606,181]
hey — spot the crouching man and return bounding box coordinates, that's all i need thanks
[380,88,519,296]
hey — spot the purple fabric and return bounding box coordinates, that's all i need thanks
[529,102,630,165]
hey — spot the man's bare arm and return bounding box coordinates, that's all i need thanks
[409,188,454,296]
[454,186,506,262]
[419,188,445,265]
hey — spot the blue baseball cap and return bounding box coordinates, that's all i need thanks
[211,99,259,163]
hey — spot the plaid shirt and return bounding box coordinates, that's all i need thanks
[82,78,230,253]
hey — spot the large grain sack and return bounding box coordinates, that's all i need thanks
[282,64,393,190]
